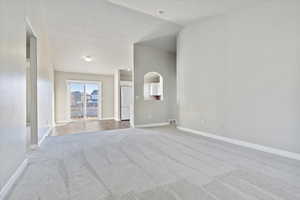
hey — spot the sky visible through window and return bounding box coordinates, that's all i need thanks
[70,83,99,94]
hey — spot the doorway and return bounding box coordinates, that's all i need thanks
[120,86,132,121]
[26,20,38,149]
[68,81,102,120]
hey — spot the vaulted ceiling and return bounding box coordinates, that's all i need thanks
[42,0,265,74]
[108,0,266,25]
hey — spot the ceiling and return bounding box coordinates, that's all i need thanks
[137,35,177,54]
[108,0,266,25]
[42,0,181,75]
[43,0,265,75]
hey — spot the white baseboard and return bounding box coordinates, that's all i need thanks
[130,121,134,128]
[0,159,28,200]
[38,127,52,146]
[101,117,115,120]
[30,127,52,150]
[177,126,300,161]
[135,122,170,128]
[114,118,121,121]
[55,120,71,125]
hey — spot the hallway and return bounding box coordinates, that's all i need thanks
[7,127,300,200]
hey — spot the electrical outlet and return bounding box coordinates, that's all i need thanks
[169,119,177,125]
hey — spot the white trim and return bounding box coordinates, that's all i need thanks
[130,120,134,128]
[38,127,52,146]
[25,17,37,38]
[177,126,300,161]
[66,80,102,84]
[120,81,132,86]
[135,122,169,128]
[30,144,39,151]
[30,127,52,150]
[26,20,39,146]
[55,120,71,125]
[101,117,115,120]
[66,80,103,120]
[0,159,28,200]
[120,85,132,121]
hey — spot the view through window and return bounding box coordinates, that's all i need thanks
[69,82,101,120]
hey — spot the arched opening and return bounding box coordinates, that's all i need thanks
[144,72,163,101]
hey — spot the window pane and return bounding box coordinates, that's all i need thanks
[86,83,99,119]
[70,83,84,119]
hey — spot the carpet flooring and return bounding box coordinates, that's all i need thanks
[7,127,300,200]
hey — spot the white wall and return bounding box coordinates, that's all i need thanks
[55,71,114,122]
[0,0,54,190]
[0,0,27,190]
[134,44,177,126]
[177,0,300,154]
[114,70,121,121]
[26,0,55,141]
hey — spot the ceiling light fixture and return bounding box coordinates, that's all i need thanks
[82,56,93,62]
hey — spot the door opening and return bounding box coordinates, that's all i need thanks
[120,86,132,121]
[68,81,102,120]
[26,20,38,149]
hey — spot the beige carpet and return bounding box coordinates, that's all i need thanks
[7,127,300,200]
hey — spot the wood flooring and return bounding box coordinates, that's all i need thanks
[51,120,130,136]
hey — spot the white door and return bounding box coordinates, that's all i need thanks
[69,82,102,120]
[121,86,132,120]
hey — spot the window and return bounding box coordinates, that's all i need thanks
[68,81,102,120]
